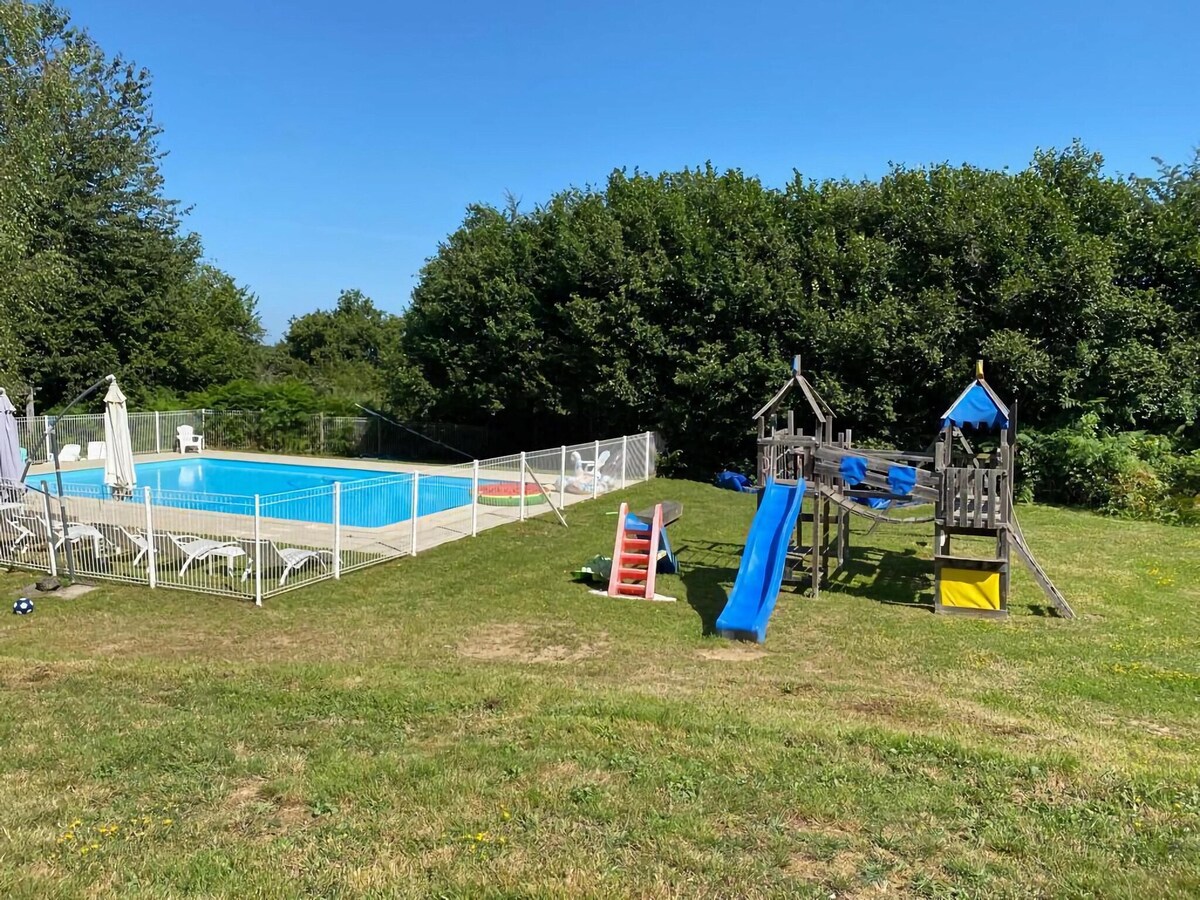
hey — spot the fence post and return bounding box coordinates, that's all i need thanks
[332,481,341,579]
[471,460,479,537]
[410,473,420,555]
[154,411,162,454]
[144,486,156,589]
[644,431,652,480]
[592,440,600,499]
[519,452,527,521]
[559,446,567,508]
[319,413,326,455]
[40,483,57,577]
[253,494,263,607]
[43,418,52,464]
[621,435,628,489]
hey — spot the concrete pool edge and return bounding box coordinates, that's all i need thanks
[26,449,468,482]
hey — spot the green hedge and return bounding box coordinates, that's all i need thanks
[1019,416,1200,524]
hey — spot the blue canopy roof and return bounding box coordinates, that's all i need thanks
[941,381,1010,430]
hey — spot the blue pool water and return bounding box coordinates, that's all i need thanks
[50,458,473,527]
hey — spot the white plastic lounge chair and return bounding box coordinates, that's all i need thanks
[239,539,333,586]
[175,425,204,454]
[57,443,81,463]
[18,513,103,555]
[97,523,150,565]
[86,441,107,460]
[152,532,238,576]
[0,515,33,555]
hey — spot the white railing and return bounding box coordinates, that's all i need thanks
[1,431,659,604]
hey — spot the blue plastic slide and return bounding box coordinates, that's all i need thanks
[715,479,806,643]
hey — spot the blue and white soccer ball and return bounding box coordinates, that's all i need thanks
[12,597,33,615]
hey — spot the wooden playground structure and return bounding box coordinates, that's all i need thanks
[755,357,1073,618]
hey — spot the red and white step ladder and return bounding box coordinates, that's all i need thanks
[607,502,662,600]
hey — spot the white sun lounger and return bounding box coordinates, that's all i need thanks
[153,532,239,576]
[18,513,103,555]
[239,539,333,586]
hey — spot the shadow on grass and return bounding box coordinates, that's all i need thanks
[827,546,934,610]
[675,540,743,635]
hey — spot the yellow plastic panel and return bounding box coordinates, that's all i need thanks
[939,567,1001,610]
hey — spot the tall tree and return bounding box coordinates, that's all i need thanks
[0,0,261,407]
[401,150,1200,474]
[282,289,404,405]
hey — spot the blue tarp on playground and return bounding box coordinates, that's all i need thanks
[942,382,1010,429]
[717,471,753,492]
[887,464,917,497]
[839,455,867,486]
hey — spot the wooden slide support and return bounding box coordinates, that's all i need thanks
[1007,511,1075,619]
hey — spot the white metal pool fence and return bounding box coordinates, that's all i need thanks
[0,431,658,604]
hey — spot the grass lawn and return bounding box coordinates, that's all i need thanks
[1,479,1198,898]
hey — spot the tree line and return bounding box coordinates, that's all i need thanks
[400,152,1200,473]
[3,1,1197,517]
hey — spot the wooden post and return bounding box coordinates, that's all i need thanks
[643,432,652,480]
[621,435,628,489]
[592,440,600,499]
[811,471,823,600]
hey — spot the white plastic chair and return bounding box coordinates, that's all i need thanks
[97,523,150,565]
[0,515,34,555]
[18,513,103,555]
[239,539,333,586]
[175,425,204,454]
[152,532,238,575]
[57,443,81,463]
[86,441,107,460]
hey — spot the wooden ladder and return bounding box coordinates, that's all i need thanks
[607,502,662,600]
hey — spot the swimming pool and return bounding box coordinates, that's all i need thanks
[51,458,474,527]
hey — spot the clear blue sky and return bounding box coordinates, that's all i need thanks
[66,0,1200,339]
